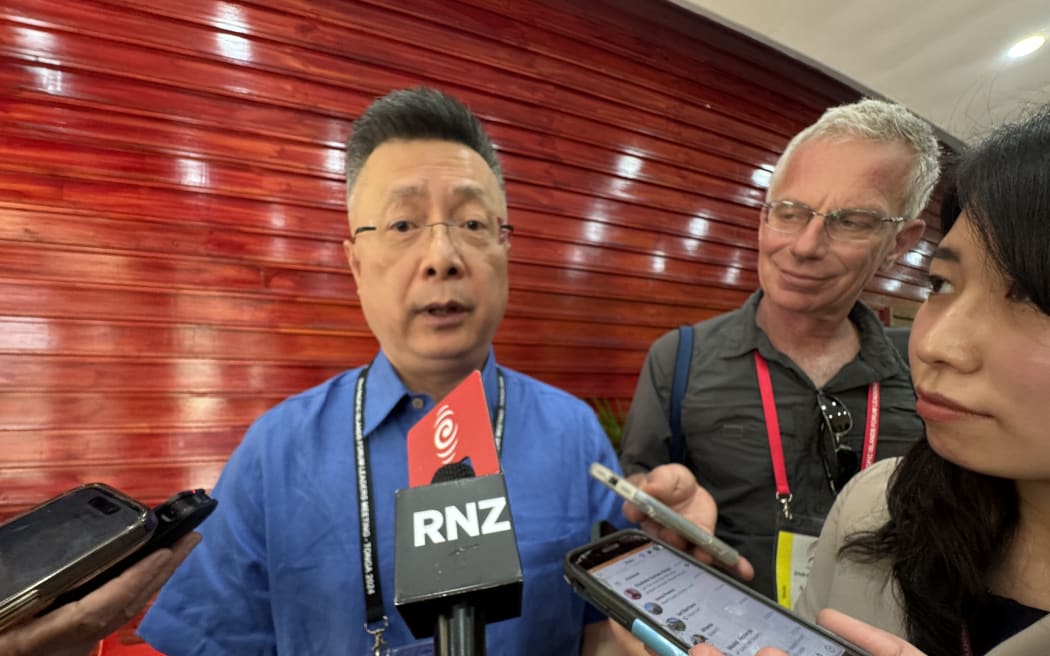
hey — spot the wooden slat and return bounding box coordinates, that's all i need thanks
[0,279,365,331]
[0,318,372,363]
[0,134,344,208]
[3,99,341,178]
[0,428,243,467]
[0,171,348,237]
[0,355,345,394]
[0,61,351,146]
[0,205,349,269]
[0,392,283,431]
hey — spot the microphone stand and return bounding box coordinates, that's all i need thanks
[433,600,485,656]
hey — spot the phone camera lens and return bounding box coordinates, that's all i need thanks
[89,495,120,515]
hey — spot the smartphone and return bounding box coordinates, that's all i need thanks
[589,462,740,569]
[0,483,156,631]
[42,489,217,613]
[564,529,869,656]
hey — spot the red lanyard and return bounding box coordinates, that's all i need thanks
[754,352,880,507]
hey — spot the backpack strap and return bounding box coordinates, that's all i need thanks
[669,324,694,464]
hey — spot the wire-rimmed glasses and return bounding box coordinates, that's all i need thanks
[350,219,513,249]
[763,200,905,241]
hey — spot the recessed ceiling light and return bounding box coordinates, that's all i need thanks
[1007,34,1046,59]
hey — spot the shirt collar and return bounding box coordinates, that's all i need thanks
[362,348,501,437]
[720,289,904,379]
[721,290,766,358]
[848,302,903,379]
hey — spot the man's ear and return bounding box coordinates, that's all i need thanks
[343,239,362,285]
[882,218,925,270]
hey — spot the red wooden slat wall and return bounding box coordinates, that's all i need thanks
[0,0,944,518]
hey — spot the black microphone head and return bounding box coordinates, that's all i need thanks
[395,460,523,638]
[430,461,476,484]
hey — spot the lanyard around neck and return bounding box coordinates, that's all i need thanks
[352,366,506,628]
[753,351,880,517]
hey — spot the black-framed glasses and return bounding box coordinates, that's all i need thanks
[350,219,513,249]
[817,392,859,494]
[762,200,905,241]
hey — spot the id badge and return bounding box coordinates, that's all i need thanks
[773,513,823,609]
[390,640,434,656]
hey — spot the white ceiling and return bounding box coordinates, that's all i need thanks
[674,0,1050,145]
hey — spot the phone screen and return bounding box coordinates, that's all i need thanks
[0,488,145,599]
[589,541,851,656]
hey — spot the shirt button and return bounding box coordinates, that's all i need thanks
[411,397,424,410]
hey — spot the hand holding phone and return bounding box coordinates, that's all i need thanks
[563,529,869,656]
[42,489,217,612]
[589,463,740,570]
[0,532,200,656]
[0,485,217,633]
[0,484,155,632]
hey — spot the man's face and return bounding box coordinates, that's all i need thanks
[344,139,509,383]
[758,137,924,320]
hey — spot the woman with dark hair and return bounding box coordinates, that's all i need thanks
[692,105,1050,656]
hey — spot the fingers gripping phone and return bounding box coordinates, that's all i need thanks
[589,463,740,569]
[0,483,156,631]
[564,529,869,656]
[42,489,217,613]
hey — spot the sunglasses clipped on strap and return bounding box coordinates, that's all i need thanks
[817,392,860,494]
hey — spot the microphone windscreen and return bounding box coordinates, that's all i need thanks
[430,461,476,484]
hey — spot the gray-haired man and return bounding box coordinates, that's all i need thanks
[620,99,941,606]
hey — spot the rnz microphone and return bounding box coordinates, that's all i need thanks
[394,372,523,655]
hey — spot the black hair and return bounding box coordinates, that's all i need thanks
[842,104,1050,656]
[344,87,504,196]
[955,106,1050,315]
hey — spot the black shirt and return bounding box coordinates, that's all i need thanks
[970,595,1049,655]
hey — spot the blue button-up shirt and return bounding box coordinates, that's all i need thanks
[140,350,623,654]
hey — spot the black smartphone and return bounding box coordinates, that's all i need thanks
[0,483,156,631]
[42,489,217,613]
[564,529,869,656]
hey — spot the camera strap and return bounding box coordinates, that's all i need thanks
[352,364,506,653]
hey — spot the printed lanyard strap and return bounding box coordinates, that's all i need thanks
[352,367,506,640]
[753,352,880,518]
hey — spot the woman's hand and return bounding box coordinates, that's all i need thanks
[689,609,926,656]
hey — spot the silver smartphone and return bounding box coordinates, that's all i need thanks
[589,462,740,569]
[564,529,869,656]
[0,483,156,631]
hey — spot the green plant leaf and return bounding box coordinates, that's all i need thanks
[591,398,627,452]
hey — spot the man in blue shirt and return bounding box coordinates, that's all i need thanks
[139,87,730,655]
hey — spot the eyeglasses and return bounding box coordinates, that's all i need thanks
[762,200,905,241]
[350,219,513,249]
[817,392,859,494]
